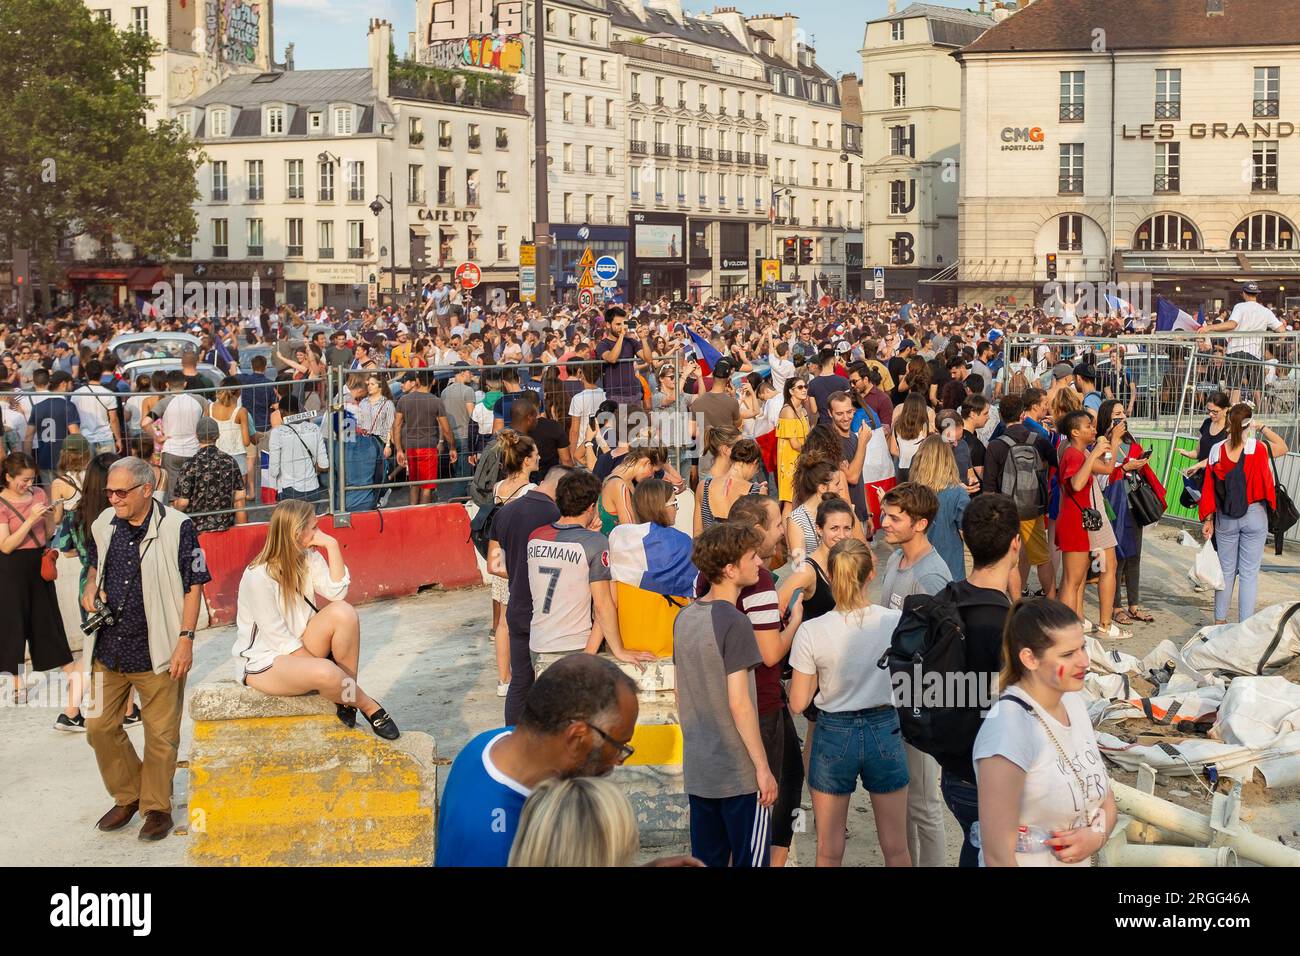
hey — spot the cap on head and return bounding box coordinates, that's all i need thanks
[1243,281,1262,295]
[1073,363,1096,382]
[1052,362,1074,381]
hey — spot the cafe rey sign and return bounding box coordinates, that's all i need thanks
[417,209,478,223]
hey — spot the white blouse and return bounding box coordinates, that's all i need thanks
[233,550,350,679]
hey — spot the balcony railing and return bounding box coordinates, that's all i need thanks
[466,190,480,208]
[718,106,727,116]
[468,134,481,150]
[755,153,768,166]
[773,132,784,142]
[496,133,509,149]
[287,186,304,200]
[677,193,687,204]
[811,217,819,226]
[438,190,455,205]
[654,142,671,157]
[584,163,594,173]
[737,109,745,118]
[247,187,264,201]
[718,195,727,204]
[212,188,228,202]
[438,136,452,148]
[213,245,228,258]
[318,247,333,259]
[654,191,664,203]
[606,165,616,176]
[736,151,751,164]
[788,136,799,145]
[774,216,787,225]
[630,140,647,155]
[1255,98,1280,118]
[287,245,303,257]
[1253,173,1279,192]
[1154,174,1179,193]
[630,91,640,102]
[318,188,334,202]
[408,190,426,204]
[788,216,800,226]
[699,194,708,205]
[676,145,692,159]
[655,95,664,105]
[1060,103,1085,121]
[755,112,763,122]
[1059,176,1083,193]
[409,131,424,146]
[678,99,687,109]
[755,198,763,209]
[718,149,733,163]
[347,188,365,202]
[631,191,641,203]
[563,161,574,171]
[347,247,364,259]
[1155,100,1180,119]
[737,197,746,207]
[698,147,713,161]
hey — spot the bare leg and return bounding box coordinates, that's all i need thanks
[494,616,511,684]
[296,601,378,716]
[1036,561,1057,600]
[810,791,850,867]
[1096,548,1118,629]
[62,661,83,719]
[1060,551,1089,621]
[869,788,913,867]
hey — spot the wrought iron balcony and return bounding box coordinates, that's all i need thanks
[1059,103,1085,121]
[718,149,733,163]
[654,142,671,157]
[676,145,692,159]
[630,140,647,155]
[698,147,713,161]
[1155,100,1180,119]
[736,150,751,164]
[1254,98,1280,118]
[1154,174,1179,193]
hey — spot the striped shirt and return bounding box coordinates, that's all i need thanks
[695,566,783,715]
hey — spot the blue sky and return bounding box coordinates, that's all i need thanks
[277,0,982,78]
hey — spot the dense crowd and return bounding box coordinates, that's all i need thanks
[1,279,1293,864]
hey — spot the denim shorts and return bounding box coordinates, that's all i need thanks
[808,706,910,796]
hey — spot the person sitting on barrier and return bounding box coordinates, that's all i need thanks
[974,598,1117,867]
[234,498,399,741]
[436,653,638,867]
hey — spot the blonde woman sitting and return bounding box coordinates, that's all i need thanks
[234,499,399,739]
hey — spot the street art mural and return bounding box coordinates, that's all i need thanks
[205,0,262,65]
[422,34,525,73]
[424,0,526,40]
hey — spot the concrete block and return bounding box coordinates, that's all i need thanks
[187,680,437,866]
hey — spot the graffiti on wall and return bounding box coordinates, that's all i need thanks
[205,0,262,65]
[422,34,525,73]
[425,0,525,41]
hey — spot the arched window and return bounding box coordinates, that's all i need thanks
[1230,212,1297,251]
[1134,213,1200,251]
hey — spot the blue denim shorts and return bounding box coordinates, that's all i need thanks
[808,706,910,796]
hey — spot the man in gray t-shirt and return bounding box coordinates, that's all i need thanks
[877,483,954,869]
[440,365,477,459]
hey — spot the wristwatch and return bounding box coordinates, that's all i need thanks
[179,629,196,641]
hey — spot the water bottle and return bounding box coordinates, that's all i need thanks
[969,823,1052,853]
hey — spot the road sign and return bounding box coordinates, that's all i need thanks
[873,267,886,300]
[761,259,781,285]
[455,262,482,290]
[519,243,536,266]
[578,247,596,270]
[594,255,620,282]
[579,288,596,307]
[519,242,537,303]
[600,278,617,288]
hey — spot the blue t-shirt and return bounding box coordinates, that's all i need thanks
[28,396,80,470]
[435,728,530,867]
[1083,390,1104,413]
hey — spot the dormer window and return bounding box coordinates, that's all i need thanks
[176,110,193,136]
[209,108,229,137]
[266,106,285,135]
[333,106,353,136]
[309,111,322,133]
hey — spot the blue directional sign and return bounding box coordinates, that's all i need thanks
[594,256,620,282]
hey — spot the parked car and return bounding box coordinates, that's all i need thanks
[109,332,201,366]
[119,358,224,393]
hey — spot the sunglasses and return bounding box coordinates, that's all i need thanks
[581,721,635,763]
[106,483,144,500]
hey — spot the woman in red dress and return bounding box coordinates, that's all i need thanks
[1056,410,1129,641]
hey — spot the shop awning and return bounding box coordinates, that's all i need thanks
[66,268,130,282]
[127,266,167,290]
[920,260,1037,287]
[1119,251,1300,275]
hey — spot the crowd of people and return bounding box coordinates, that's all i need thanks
[1,279,1294,864]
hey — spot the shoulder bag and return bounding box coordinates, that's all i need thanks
[1264,443,1298,555]
[1125,469,1165,527]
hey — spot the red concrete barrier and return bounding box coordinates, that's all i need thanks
[199,504,481,626]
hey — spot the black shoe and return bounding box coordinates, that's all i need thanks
[363,706,400,740]
[123,710,141,727]
[336,703,357,729]
[54,713,86,732]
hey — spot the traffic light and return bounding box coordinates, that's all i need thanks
[1045,253,1058,280]
[12,248,29,288]
[799,237,814,266]
[782,237,797,265]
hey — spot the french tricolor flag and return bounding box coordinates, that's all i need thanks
[1155,297,1203,333]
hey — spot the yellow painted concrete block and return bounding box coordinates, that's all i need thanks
[627,722,682,767]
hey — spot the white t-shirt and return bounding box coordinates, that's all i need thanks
[568,387,607,423]
[972,686,1110,867]
[156,392,208,458]
[71,384,119,446]
[789,606,902,712]
[749,394,781,439]
[1225,301,1283,358]
[767,352,795,397]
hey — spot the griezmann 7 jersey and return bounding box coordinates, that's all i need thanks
[526,523,612,653]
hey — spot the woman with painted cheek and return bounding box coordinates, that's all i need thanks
[973,598,1117,867]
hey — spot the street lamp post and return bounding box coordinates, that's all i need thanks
[369,171,398,308]
[533,0,552,310]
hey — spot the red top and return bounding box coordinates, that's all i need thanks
[1199,439,1277,520]
[0,488,49,550]
[1108,439,1167,510]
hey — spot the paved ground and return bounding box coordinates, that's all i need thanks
[2,522,1297,867]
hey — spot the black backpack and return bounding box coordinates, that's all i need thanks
[877,583,1007,768]
[997,434,1046,520]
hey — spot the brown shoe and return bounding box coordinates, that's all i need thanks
[96,801,140,832]
[138,810,174,842]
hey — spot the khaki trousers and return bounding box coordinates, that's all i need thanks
[85,659,186,814]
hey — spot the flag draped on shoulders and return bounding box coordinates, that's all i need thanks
[608,521,697,598]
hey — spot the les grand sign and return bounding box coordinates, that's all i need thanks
[1121,121,1300,140]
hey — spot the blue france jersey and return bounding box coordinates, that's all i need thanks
[435,728,531,867]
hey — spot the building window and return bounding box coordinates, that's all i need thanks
[246,160,263,201]
[496,127,509,149]
[557,53,566,75]
[265,107,285,134]
[212,219,228,258]
[408,165,424,203]
[585,96,594,125]
[347,221,365,259]
[346,160,365,201]
[438,120,452,148]
[309,112,322,133]
[468,123,481,150]
[605,98,614,127]
[590,17,598,40]
[318,161,334,201]
[605,195,614,224]
[209,109,229,137]
[584,194,594,222]
[94,9,111,22]
[131,6,148,33]
[562,92,572,122]
[699,171,708,204]
[1059,144,1084,193]
[600,60,609,82]
[1058,214,1083,252]
[568,13,577,37]
[317,221,334,258]
[333,107,353,136]
[1231,212,1296,250]
[466,170,480,207]
[891,73,906,108]
[545,8,555,33]
[1059,71,1084,121]
[579,56,588,78]
[718,173,727,204]
[211,161,228,201]
[497,170,508,191]
[1155,142,1180,193]
[1135,213,1200,251]
[1255,66,1280,117]
[563,192,573,221]
[889,124,914,158]
[1253,141,1279,191]
[1156,69,1181,119]
[409,116,423,144]
[605,146,614,175]
[654,167,665,201]
[287,219,303,257]
[246,219,263,256]
[177,110,193,136]
[498,226,509,261]
[630,72,640,101]
[286,159,304,200]
[891,20,904,41]
[563,142,573,171]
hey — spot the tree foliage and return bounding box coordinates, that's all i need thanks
[0,0,203,265]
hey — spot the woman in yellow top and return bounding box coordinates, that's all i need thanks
[776,378,810,510]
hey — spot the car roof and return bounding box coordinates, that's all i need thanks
[108,331,201,346]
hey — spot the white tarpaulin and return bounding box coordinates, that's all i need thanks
[1181,603,1300,676]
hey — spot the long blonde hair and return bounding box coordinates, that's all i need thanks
[909,434,960,493]
[829,538,873,615]
[249,499,315,617]
[508,777,639,867]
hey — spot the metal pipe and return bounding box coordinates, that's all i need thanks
[1161,342,1196,491]
[1111,780,1300,867]
[1111,843,1238,867]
